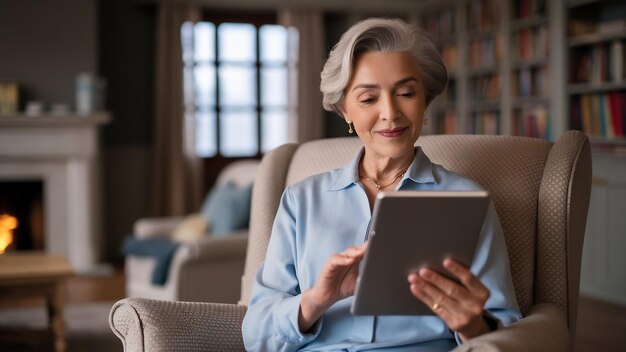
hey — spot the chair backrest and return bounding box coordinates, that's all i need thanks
[216,159,260,187]
[242,132,591,339]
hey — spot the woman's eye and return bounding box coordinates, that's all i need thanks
[359,97,376,104]
[399,91,415,97]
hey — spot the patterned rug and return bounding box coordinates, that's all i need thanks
[0,301,121,351]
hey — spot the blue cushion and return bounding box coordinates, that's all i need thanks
[122,236,180,285]
[200,181,253,236]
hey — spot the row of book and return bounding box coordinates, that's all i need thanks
[571,92,626,137]
[422,9,457,38]
[569,18,626,38]
[440,43,458,72]
[469,35,505,69]
[432,109,458,135]
[512,0,546,20]
[470,74,501,101]
[438,79,457,104]
[467,0,501,32]
[511,26,549,63]
[470,110,500,135]
[570,40,625,84]
[512,105,549,139]
[512,67,550,98]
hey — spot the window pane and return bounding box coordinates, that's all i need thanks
[195,65,215,107]
[181,22,194,63]
[196,112,217,157]
[261,67,288,107]
[183,67,194,106]
[261,110,288,152]
[219,65,256,106]
[195,22,215,61]
[260,25,287,62]
[218,23,256,62]
[220,111,258,156]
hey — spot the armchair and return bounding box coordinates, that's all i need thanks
[111,132,591,351]
[125,159,259,303]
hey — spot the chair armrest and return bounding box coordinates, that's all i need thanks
[182,231,248,261]
[109,298,247,352]
[133,217,185,239]
[452,303,569,352]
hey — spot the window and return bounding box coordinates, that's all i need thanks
[182,21,294,157]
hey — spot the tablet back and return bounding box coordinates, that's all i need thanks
[351,190,490,316]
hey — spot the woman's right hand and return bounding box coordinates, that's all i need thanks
[298,242,368,333]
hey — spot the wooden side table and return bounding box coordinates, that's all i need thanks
[0,252,74,352]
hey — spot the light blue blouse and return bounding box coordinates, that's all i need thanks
[242,147,521,352]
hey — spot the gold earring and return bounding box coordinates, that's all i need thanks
[347,121,354,134]
[423,118,429,126]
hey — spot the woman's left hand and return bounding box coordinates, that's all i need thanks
[407,258,491,342]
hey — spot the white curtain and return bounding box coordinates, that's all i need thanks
[279,9,325,143]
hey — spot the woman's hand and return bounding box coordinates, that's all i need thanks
[407,258,491,342]
[299,242,368,333]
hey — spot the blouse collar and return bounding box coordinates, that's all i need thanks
[327,146,439,191]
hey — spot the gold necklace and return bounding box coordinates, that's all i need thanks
[359,168,407,192]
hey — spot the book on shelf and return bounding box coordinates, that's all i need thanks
[512,0,546,19]
[571,40,625,84]
[512,26,549,63]
[513,105,549,139]
[472,110,499,135]
[610,40,624,83]
[423,9,457,37]
[440,43,458,73]
[472,74,501,101]
[568,19,596,37]
[572,92,626,138]
[468,0,500,32]
[435,109,458,135]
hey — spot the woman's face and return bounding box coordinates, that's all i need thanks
[342,51,427,161]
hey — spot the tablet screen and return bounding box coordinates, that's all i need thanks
[351,190,490,316]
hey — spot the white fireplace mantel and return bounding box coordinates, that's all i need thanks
[0,113,110,273]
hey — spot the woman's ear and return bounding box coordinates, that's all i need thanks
[335,100,347,118]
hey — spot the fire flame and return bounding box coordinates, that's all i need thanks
[0,214,18,254]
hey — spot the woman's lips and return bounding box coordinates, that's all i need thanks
[376,127,408,137]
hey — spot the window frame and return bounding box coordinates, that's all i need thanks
[185,10,286,159]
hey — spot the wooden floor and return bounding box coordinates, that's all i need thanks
[2,271,625,351]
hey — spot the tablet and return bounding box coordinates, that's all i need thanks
[350,190,490,316]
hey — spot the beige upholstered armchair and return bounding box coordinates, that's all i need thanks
[125,160,259,303]
[110,132,591,351]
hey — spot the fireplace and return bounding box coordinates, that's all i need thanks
[0,180,45,253]
[0,113,110,273]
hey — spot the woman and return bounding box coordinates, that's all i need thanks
[242,18,520,351]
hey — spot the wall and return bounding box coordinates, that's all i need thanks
[0,0,97,108]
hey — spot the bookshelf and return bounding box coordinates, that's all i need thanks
[418,0,560,140]
[567,0,626,142]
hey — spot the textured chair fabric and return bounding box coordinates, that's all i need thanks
[110,132,591,351]
[125,160,259,303]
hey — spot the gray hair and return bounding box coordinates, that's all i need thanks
[320,18,448,117]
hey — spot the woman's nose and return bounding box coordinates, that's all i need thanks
[380,97,400,121]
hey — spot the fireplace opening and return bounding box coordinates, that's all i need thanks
[0,180,44,253]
